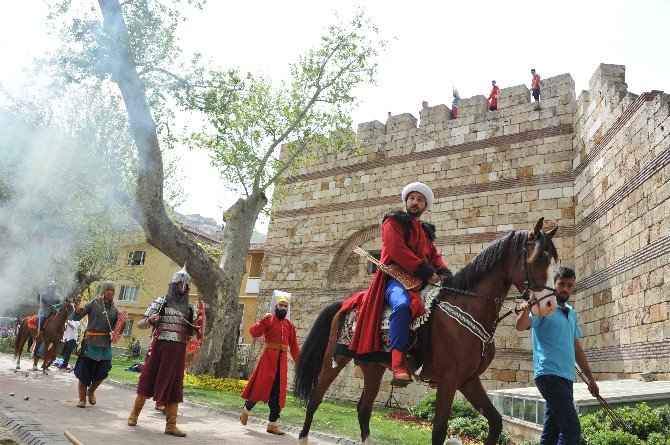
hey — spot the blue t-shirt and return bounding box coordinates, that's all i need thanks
[529,304,581,381]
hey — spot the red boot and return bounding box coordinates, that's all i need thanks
[391,349,412,384]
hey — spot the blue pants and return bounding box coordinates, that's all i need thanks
[535,375,581,445]
[385,279,411,351]
[39,314,48,329]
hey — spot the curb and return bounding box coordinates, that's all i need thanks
[106,379,362,445]
[0,396,71,445]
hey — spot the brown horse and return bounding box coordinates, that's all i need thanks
[14,298,74,374]
[294,218,559,445]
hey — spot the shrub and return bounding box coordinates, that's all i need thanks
[409,392,436,420]
[616,403,662,440]
[409,395,479,421]
[583,429,641,445]
[645,432,670,445]
[183,374,248,392]
[450,417,510,445]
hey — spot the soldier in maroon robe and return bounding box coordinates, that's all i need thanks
[341,182,452,383]
[127,266,196,437]
[240,295,300,435]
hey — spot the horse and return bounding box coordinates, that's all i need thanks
[294,218,559,445]
[14,298,74,374]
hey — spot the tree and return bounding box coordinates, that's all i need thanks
[53,0,383,375]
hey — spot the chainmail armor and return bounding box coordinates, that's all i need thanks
[155,307,192,343]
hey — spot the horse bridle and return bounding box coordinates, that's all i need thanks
[441,234,557,305]
[519,234,558,303]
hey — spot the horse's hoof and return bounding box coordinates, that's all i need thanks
[298,437,309,445]
[362,437,372,445]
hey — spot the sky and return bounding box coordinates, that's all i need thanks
[1,0,669,231]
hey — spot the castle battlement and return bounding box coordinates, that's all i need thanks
[263,63,670,408]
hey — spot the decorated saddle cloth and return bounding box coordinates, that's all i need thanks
[336,285,442,363]
[27,316,39,330]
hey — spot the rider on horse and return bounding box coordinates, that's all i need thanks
[341,182,452,383]
[37,281,61,337]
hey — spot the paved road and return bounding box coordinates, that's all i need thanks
[0,353,350,445]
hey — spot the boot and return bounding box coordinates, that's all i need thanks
[391,349,412,384]
[164,403,187,437]
[76,381,87,408]
[240,406,249,425]
[266,422,285,435]
[127,395,147,426]
[155,403,166,414]
[87,379,102,405]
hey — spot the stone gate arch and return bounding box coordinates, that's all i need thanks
[327,224,380,288]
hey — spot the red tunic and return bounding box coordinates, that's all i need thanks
[488,85,499,108]
[341,216,446,354]
[240,314,300,408]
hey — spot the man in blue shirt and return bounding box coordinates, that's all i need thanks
[516,267,599,445]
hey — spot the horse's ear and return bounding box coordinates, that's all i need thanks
[528,217,545,239]
[546,226,558,239]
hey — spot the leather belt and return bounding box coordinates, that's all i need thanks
[265,342,288,352]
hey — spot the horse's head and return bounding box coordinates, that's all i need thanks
[514,218,559,317]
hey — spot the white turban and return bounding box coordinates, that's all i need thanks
[401,182,434,208]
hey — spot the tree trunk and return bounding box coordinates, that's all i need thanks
[97,0,266,377]
[190,192,267,375]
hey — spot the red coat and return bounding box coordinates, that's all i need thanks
[488,85,499,108]
[240,314,300,408]
[341,213,447,354]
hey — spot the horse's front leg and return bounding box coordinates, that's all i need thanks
[460,376,503,445]
[432,378,459,445]
[42,343,53,374]
[357,363,386,444]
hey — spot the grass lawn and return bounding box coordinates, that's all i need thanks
[109,358,435,444]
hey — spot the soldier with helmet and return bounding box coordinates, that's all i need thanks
[127,266,198,437]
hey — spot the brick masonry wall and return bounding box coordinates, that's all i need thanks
[258,63,670,407]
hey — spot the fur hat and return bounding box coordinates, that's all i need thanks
[401,182,434,208]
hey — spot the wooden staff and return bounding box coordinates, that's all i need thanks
[575,366,629,431]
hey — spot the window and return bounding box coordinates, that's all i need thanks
[123,319,133,337]
[127,251,146,266]
[118,285,139,302]
[248,254,262,278]
[366,251,381,275]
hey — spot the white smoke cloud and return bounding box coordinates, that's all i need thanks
[0,80,139,315]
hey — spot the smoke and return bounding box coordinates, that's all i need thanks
[0,80,139,315]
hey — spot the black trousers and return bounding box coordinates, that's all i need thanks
[245,355,282,422]
[62,339,77,368]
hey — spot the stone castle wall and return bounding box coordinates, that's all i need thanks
[258,63,670,407]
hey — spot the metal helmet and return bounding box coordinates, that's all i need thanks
[171,265,191,287]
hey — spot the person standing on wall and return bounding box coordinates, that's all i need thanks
[516,267,599,445]
[451,89,460,119]
[531,68,542,107]
[487,80,499,111]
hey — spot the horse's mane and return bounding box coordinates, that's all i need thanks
[449,230,558,292]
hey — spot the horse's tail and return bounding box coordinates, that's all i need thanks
[293,301,343,404]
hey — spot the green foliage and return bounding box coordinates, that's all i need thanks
[646,432,670,445]
[410,394,479,421]
[583,429,641,445]
[580,403,670,445]
[409,392,436,420]
[449,417,510,444]
[182,11,385,199]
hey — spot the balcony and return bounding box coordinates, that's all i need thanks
[244,277,260,294]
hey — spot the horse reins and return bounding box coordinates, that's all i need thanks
[438,234,558,339]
